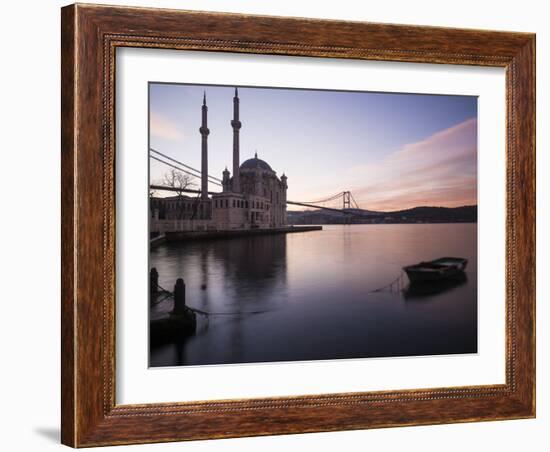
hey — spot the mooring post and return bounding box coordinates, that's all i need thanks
[150,267,159,294]
[172,278,186,315]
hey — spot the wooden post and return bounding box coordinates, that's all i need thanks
[150,267,159,294]
[172,278,186,315]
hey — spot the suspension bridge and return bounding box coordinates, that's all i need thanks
[150,148,369,216]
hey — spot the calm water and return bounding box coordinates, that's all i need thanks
[149,224,477,367]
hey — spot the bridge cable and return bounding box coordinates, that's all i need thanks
[150,155,223,187]
[350,192,360,210]
[299,191,345,204]
[150,148,223,183]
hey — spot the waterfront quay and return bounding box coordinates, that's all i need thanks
[152,225,322,247]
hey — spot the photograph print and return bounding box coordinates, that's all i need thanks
[148,83,478,367]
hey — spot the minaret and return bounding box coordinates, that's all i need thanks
[231,87,241,193]
[199,92,209,200]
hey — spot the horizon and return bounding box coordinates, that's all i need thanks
[150,190,478,214]
[149,83,477,212]
[289,204,478,215]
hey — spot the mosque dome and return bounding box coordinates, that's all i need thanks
[240,153,274,172]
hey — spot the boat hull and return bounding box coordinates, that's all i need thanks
[403,257,468,284]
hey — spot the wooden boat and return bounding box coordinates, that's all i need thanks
[403,257,468,283]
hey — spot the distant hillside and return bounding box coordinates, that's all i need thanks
[288,205,477,225]
[383,205,477,222]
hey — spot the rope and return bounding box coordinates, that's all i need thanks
[150,292,172,306]
[369,271,406,294]
[154,270,406,313]
[151,283,271,316]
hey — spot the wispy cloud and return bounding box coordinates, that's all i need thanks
[350,118,477,211]
[150,111,184,141]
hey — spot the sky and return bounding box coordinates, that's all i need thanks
[149,83,477,212]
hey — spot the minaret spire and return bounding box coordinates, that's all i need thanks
[199,92,210,200]
[231,87,241,193]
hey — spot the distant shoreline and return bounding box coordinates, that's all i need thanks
[288,221,477,225]
[287,205,477,225]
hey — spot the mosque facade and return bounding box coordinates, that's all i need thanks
[150,88,288,232]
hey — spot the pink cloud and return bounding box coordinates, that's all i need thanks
[150,111,184,141]
[350,118,477,211]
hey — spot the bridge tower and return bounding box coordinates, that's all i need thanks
[343,191,351,210]
[199,92,210,200]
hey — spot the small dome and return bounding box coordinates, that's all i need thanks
[240,154,273,172]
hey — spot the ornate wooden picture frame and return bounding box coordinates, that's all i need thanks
[61,3,535,447]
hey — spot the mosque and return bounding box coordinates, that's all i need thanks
[150,88,288,232]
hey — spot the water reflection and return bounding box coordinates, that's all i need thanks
[403,274,468,300]
[150,224,477,367]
